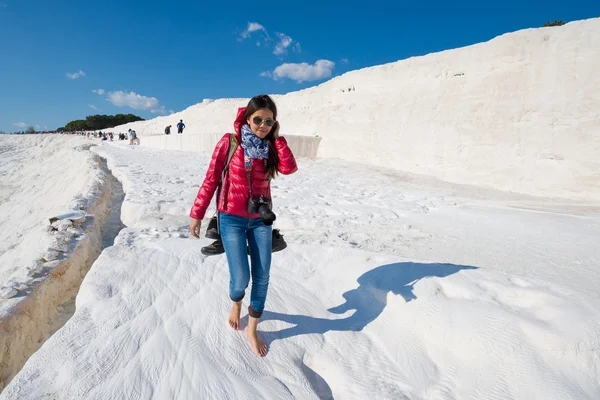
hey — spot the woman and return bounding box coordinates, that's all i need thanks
[189,95,297,356]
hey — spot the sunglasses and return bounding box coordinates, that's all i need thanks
[252,116,276,127]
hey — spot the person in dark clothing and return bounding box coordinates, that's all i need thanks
[177,120,185,134]
[165,125,171,135]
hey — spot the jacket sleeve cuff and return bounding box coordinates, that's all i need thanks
[190,203,206,220]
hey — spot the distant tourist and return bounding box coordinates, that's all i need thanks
[189,94,298,357]
[128,129,137,145]
[165,125,172,135]
[177,119,185,134]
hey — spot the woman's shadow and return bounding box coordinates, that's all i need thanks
[261,262,477,341]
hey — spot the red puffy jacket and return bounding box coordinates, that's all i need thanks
[190,107,298,220]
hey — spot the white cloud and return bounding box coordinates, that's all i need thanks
[273,32,301,56]
[273,33,292,55]
[240,22,267,40]
[12,122,27,128]
[92,88,105,95]
[239,23,301,58]
[66,70,86,79]
[247,22,265,33]
[261,59,335,83]
[104,90,169,115]
[106,90,161,111]
[89,104,100,111]
[341,58,349,64]
[150,105,168,115]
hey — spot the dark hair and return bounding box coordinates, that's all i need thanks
[244,94,279,179]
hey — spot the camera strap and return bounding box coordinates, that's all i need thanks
[244,155,253,199]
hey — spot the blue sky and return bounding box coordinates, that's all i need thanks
[0,0,597,132]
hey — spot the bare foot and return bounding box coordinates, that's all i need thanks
[246,316,268,357]
[228,301,242,330]
[245,328,268,357]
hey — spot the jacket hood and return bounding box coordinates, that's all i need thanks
[233,107,247,135]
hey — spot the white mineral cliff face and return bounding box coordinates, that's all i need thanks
[112,19,600,201]
[0,136,125,391]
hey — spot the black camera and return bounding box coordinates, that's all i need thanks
[248,196,276,226]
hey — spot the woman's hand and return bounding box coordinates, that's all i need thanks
[272,121,280,139]
[190,218,201,238]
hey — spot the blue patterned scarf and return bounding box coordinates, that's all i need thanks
[241,124,269,159]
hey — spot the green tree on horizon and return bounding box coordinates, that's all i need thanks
[59,114,144,131]
[542,20,565,27]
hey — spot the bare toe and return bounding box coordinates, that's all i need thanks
[259,342,268,357]
[228,302,242,330]
[246,329,268,357]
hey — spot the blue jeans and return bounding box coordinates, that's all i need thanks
[218,212,272,318]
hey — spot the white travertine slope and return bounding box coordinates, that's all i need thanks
[2,141,599,399]
[113,18,600,201]
[0,135,117,391]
